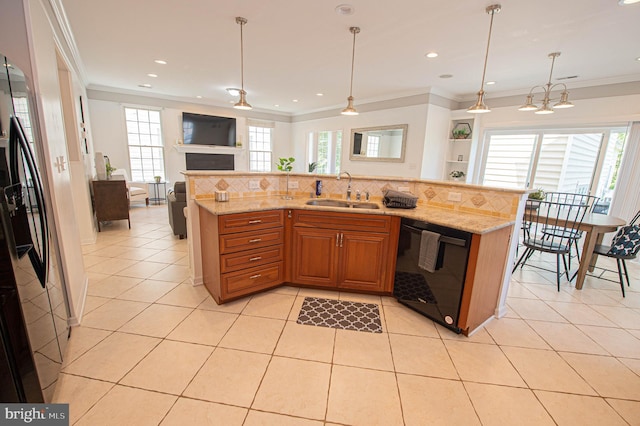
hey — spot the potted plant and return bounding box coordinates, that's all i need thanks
[308,161,318,173]
[450,170,465,181]
[527,188,545,210]
[154,175,162,183]
[451,122,472,139]
[105,163,116,179]
[277,157,295,199]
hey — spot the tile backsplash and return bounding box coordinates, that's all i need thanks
[186,172,524,220]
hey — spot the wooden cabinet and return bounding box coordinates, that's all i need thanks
[91,179,130,231]
[200,209,285,303]
[291,210,400,293]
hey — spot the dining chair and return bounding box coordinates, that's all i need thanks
[590,210,640,297]
[541,192,599,268]
[513,197,590,291]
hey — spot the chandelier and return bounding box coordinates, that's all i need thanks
[518,52,574,114]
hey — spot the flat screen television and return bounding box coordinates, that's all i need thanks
[182,112,236,147]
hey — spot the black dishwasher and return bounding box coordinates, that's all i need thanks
[394,218,472,333]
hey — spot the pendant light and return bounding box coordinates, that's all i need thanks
[467,4,501,114]
[234,16,252,110]
[341,26,361,116]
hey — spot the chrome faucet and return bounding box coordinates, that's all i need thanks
[356,190,361,202]
[337,170,352,200]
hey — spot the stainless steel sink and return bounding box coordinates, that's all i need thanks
[305,199,379,209]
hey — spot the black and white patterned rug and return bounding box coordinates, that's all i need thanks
[296,297,383,333]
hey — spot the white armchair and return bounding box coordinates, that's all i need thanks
[112,169,149,206]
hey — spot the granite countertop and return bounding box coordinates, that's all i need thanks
[195,196,514,234]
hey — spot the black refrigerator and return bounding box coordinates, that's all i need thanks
[0,55,69,402]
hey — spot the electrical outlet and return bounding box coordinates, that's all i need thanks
[448,192,462,202]
[398,186,410,192]
[289,181,299,189]
[249,180,260,190]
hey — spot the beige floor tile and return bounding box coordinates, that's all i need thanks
[242,292,296,319]
[82,295,111,315]
[270,285,300,296]
[619,357,640,375]
[507,282,540,299]
[338,292,383,305]
[166,309,237,346]
[63,332,160,382]
[383,305,440,338]
[606,398,640,426]
[157,283,210,307]
[507,298,568,322]
[198,295,249,313]
[243,410,323,426]
[82,254,110,268]
[576,325,640,358]
[436,323,496,344]
[62,326,112,365]
[183,348,270,407]
[521,283,578,302]
[121,340,213,394]
[112,236,155,248]
[390,333,458,379]
[287,295,307,321]
[502,346,596,394]
[116,261,169,279]
[51,373,114,424]
[144,249,186,264]
[397,374,480,426]
[297,288,341,299]
[161,398,247,426]
[590,304,640,329]
[546,301,618,326]
[444,340,526,387]
[274,321,335,363]
[560,352,640,400]
[566,287,623,307]
[526,320,609,355]
[87,275,143,298]
[534,391,628,425]
[149,264,190,282]
[326,365,404,426]
[115,246,163,261]
[485,317,551,349]
[75,385,176,426]
[253,356,331,419]
[143,239,178,250]
[332,328,393,371]
[219,315,285,353]
[118,304,192,338]
[116,279,179,303]
[80,299,149,331]
[86,257,139,275]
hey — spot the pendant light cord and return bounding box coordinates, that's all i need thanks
[478,8,498,90]
[239,20,245,91]
[348,27,360,97]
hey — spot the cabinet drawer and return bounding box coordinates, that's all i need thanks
[218,210,284,234]
[221,263,283,298]
[293,210,391,233]
[220,245,284,273]
[219,228,284,254]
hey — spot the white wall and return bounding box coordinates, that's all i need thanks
[290,104,430,178]
[421,103,451,179]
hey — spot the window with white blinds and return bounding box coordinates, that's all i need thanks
[482,134,537,189]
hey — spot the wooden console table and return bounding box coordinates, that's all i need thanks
[91,179,130,231]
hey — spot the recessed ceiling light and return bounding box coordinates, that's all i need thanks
[619,0,640,5]
[226,88,241,96]
[335,4,354,15]
[292,99,299,103]
[636,57,640,61]
[486,81,496,85]
[154,60,167,65]
[425,52,438,58]
[316,93,324,96]
[439,74,453,79]
[147,73,158,78]
[138,84,152,88]
[274,104,280,107]
[196,95,202,99]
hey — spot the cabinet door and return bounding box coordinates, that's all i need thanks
[292,227,339,287]
[339,231,388,291]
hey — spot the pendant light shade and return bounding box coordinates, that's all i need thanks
[467,4,501,114]
[518,52,574,115]
[233,17,252,111]
[341,26,361,116]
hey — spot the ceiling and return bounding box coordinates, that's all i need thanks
[60,0,640,115]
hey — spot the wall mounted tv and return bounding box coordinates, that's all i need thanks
[182,112,236,147]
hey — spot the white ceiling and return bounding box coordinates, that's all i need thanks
[60,0,640,115]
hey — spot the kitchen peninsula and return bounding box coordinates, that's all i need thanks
[184,172,527,335]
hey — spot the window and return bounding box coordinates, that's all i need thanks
[124,107,165,182]
[366,135,380,158]
[308,130,342,174]
[248,123,273,172]
[12,97,34,144]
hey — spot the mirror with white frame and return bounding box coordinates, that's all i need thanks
[349,124,407,162]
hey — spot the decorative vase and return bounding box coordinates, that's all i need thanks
[154,176,161,183]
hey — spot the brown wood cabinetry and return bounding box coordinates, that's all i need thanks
[200,209,285,303]
[91,179,130,231]
[291,210,400,293]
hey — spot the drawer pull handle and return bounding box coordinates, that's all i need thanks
[249,274,261,279]
[248,219,262,224]
[249,256,262,261]
[336,233,340,247]
[248,238,262,243]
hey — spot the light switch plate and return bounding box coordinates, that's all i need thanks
[398,186,410,192]
[289,181,299,189]
[448,192,462,202]
[249,180,260,190]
